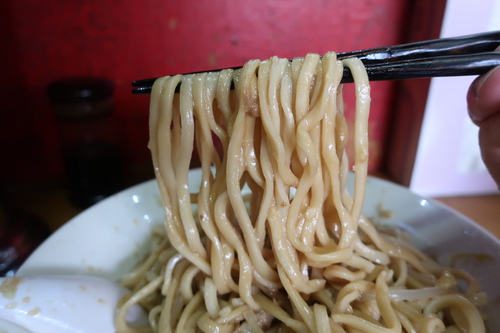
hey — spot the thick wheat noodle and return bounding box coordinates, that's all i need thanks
[115,52,487,332]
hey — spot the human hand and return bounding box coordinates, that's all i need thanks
[467,65,500,189]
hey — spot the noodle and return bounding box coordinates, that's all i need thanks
[115,53,488,332]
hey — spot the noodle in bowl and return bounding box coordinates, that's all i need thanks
[19,172,500,332]
[20,53,500,332]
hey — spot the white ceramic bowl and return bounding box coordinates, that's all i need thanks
[18,170,500,331]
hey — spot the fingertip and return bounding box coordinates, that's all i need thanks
[467,75,482,124]
[467,66,500,124]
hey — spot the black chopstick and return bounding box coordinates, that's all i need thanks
[339,30,500,64]
[342,52,500,83]
[132,30,500,94]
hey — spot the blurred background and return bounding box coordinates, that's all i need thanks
[2,0,499,274]
[0,0,444,189]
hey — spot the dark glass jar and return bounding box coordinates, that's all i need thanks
[47,78,124,209]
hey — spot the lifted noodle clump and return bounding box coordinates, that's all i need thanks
[115,53,487,333]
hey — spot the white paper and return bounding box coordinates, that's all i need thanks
[409,0,499,197]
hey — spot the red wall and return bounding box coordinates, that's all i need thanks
[0,0,410,187]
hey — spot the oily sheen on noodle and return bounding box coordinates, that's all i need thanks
[115,53,487,333]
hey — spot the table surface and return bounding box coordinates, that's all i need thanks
[8,182,500,239]
[434,194,500,239]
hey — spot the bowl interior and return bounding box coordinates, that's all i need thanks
[18,170,500,330]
